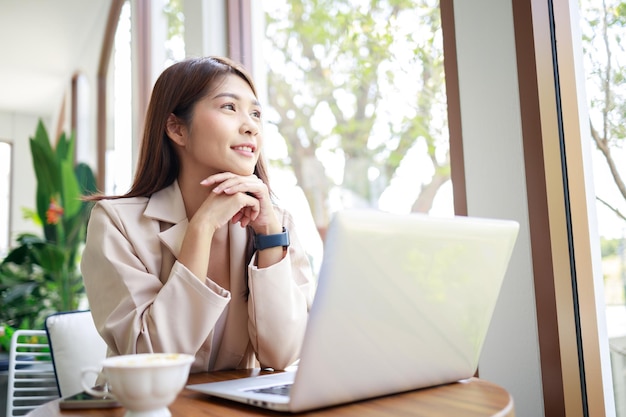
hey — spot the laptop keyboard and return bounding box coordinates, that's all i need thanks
[249,383,293,397]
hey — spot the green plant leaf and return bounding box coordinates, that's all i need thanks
[1,234,45,266]
[21,207,42,226]
[75,162,98,196]
[55,131,71,162]
[60,158,82,219]
[31,120,54,158]
[0,325,14,351]
[30,138,59,222]
[32,244,67,274]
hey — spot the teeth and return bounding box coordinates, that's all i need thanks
[234,146,253,152]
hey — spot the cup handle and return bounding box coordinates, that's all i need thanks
[81,367,113,399]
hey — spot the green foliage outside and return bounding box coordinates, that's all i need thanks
[581,0,626,226]
[0,120,97,343]
[264,0,448,227]
[601,237,622,258]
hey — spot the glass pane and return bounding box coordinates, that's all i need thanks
[164,0,185,66]
[106,0,133,195]
[262,0,453,244]
[579,1,626,415]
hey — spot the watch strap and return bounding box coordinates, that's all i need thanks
[254,227,290,250]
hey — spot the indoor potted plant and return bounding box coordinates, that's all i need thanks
[0,119,97,335]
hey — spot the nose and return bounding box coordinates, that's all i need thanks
[240,115,260,136]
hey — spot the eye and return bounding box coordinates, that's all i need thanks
[251,110,262,119]
[222,103,235,111]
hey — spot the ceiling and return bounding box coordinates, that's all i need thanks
[0,0,111,116]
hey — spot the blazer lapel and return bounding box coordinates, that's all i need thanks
[144,181,188,259]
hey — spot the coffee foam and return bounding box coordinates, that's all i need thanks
[106,353,192,368]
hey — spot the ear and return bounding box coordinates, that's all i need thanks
[165,114,186,146]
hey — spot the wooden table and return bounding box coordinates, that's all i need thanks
[27,369,515,416]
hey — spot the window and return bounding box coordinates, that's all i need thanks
[260,0,452,235]
[104,0,184,195]
[580,1,626,414]
[106,0,133,196]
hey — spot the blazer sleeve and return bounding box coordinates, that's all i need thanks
[247,208,316,370]
[81,200,230,362]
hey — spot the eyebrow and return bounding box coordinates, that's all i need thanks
[213,92,261,107]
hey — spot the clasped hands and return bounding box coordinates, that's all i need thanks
[198,172,279,234]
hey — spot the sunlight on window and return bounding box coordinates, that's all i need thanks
[106,1,132,196]
[262,0,453,231]
[164,0,185,66]
[580,1,626,241]
[580,1,626,414]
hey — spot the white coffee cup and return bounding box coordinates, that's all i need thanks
[81,353,195,417]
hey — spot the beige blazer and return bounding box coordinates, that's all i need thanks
[81,181,315,373]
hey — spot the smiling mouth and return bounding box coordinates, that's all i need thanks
[232,145,254,153]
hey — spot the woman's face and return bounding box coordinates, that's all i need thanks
[175,74,263,178]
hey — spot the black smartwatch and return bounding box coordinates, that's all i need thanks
[254,227,290,250]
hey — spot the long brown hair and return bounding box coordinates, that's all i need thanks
[87,56,271,201]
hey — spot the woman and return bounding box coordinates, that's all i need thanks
[81,56,315,373]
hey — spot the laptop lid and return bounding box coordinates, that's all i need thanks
[188,210,519,412]
[287,209,519,412]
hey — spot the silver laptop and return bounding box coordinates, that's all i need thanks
[188,209,519,412]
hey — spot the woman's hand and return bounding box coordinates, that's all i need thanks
[200,172,281,234]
